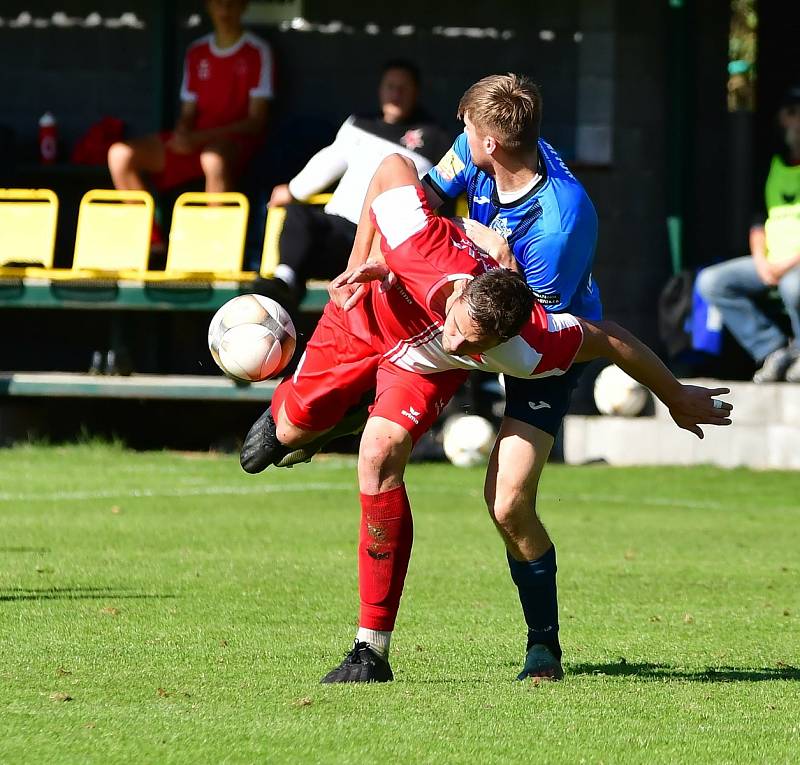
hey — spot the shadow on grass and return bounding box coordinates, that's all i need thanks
[0,586,176,602]
[570,660,800,682]
[0,547,51,553]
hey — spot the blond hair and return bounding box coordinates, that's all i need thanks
[457,73,542,153]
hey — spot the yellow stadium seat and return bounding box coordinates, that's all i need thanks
[455,194,469,219]
[260,193,333,277]
[73,189,153,273]
[0,188,58,269]
[166,192,249,276]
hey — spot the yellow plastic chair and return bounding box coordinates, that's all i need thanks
[165,192,249,277]
[0,188,58,269]
[260,193,332,277]
[73,189,153,273]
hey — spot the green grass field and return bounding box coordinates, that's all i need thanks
[1,444,798,764]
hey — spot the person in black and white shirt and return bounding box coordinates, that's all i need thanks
[254,59,448,311]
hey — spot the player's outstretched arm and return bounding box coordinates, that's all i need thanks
[329,154,421,310]
[574,319,733,439]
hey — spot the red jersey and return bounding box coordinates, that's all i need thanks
[345,185,584,380]
[180,32,273,131]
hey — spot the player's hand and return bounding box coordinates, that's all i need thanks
[462,219,518,271]
[329,262,395,311]
[269,184,294,207]
[666,385,733,439]
[343,261,392,286]
[328,281,365,311]
[754,255,779,287]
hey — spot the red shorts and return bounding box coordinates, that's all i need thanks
[152,131,262,190]
[273,303,466,444]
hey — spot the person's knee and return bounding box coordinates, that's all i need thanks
[778,267,800,306]
[358,432,408,494]
[200,147,233,180]
[107,141,134,172]
[696,266,722,302]
[485,482,534,533]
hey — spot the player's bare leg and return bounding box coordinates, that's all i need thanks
[484,417,564,681]
[199,140,240,193]
[321,417,413,684]
[108,135,165,191]
[240,398,329,473]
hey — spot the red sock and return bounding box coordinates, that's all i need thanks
[358,484,413,631]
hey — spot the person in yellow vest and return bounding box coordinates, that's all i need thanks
[697,85,800,382]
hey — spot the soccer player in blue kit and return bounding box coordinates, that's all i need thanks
[421,73,601,680]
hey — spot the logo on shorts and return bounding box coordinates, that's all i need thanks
[401,405,421,425]
[529,401,551,411]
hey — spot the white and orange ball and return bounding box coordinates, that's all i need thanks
[208,294,296,382]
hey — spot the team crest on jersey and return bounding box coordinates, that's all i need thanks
[401,128,424,151]
[198,59,211,80]
[490,216,512,239]
[435,149,465,182]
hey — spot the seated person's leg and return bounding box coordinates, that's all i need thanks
[777,265,800,344]
[779,267,800,382]
[697,256,790,372]
[257,206,357,311]
[200,140,242,193]
[108,135,166,191]
[200,135,264,193]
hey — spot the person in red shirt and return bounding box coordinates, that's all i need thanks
[108,0,272,203]
[240,153,733,684]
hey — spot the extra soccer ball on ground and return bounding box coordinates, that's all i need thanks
[442,415,496,468]
[593,363,650,416]
[208,294,296,382]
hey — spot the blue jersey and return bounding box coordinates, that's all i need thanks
[424,133,602,320]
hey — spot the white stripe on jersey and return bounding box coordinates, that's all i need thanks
[385,322,442,364]
[382,313,581,379]
[546,312,580,333]
[371,185,428,249]
[247,33,274,99]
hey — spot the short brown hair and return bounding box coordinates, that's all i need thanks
[457,73,542,153]
[463,269,535,343]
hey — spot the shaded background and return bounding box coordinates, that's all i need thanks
[0,0,798,445]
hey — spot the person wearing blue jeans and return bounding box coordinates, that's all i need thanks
[697,85,800,383]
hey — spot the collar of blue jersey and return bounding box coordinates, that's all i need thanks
[489,153,547,210]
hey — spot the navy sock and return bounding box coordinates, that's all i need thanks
[507,545,561,659]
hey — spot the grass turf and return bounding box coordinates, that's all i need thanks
[1,444,798,764]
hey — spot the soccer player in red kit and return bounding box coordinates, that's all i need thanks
[108,0,272,200]
[240,154,733,683]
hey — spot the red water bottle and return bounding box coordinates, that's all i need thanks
[39,112,58,164]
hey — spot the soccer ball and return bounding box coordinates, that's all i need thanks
[208,294,296,382]
[593,364,650,416]
[442,415,496,468]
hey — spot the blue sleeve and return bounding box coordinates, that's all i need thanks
[424,133,472,200]
[518,231,592,313]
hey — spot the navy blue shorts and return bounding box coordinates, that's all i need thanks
[503,363,588,436]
